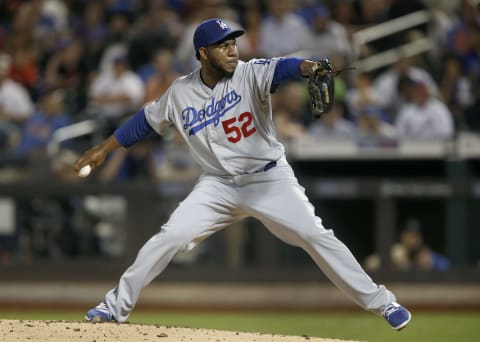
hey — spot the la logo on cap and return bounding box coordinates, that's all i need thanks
[216,19,229,30]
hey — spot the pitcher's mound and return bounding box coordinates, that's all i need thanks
[0,319,362,342]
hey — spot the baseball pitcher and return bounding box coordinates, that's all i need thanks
[75,18,411,330]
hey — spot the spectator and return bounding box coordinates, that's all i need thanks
[448,18,480,131]
[147,0,184,43]
[307,5,352,63]
[258,0,312,58]
[97,10,132,73]
[127,3,176,74]
[88,53,145,136]
[144,48,180,103]
[309,102,357,139]
[75,2,109,72]
[37,0,69,35]
[15,88,71,157]
[0,53,35,151]
[346,72,383,119]
[447,21,480,85]
[44,39,89,114]
[395,78,454,140]
[364,218,451,271]
[272,81,308,142]
[8,46,39,98]
[414,246,451,271]
[356,106,397,144]
[443,0,480,61]
[6,2,39,53]
[374,55,439,121]
[440,56,475,128]
[331,0,358,40]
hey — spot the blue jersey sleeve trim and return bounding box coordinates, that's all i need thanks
[113,109,154,148]
[271,58,304,92]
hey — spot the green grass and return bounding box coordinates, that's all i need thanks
[1,310,479,342]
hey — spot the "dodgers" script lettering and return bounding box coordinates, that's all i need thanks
[182,90,242,135]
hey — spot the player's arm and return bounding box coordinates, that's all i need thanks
[270,58,319,92]
[74,109,154,174]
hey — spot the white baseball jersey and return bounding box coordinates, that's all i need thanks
[144,58,285,176]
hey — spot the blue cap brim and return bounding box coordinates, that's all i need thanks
[208,29,244,46]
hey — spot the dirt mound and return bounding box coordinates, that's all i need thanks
[0,319,361,342]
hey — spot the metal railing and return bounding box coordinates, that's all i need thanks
[47,119,98,156]
[351,10,433,72]
[284,10,435,72]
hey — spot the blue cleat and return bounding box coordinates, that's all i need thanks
[383,302,411,330]
[85,301,115,322]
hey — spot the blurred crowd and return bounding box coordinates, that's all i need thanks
[0,0,479,174]
[1,0,480,264]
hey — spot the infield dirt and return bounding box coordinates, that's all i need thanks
[0,319,362,342]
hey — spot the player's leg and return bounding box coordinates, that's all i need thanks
[91,177,243,322]
[242,177,397,313]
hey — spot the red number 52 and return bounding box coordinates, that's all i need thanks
[221,112,257,143]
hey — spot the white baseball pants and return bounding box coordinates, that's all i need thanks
[105,157,395,322]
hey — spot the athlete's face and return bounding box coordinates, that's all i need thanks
[204,38,239,78]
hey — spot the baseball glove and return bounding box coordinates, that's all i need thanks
[308,59,335,118]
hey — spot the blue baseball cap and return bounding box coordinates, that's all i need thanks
[193,18,244,57]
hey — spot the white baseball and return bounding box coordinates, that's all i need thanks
[78,165,92,177]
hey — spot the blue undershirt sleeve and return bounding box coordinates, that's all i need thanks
[270,57,304,93]
[113,109,154,148]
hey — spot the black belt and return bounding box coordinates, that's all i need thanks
[256,161,277,173]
